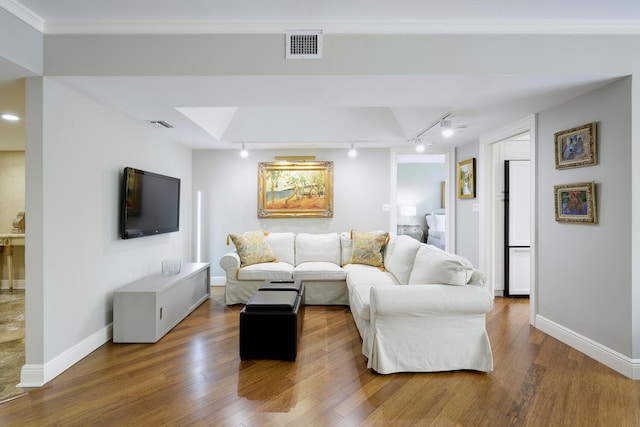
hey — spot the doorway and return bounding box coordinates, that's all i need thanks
[479,115,536,325]
[390,148,456,252]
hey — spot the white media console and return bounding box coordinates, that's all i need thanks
[113,262,210,343]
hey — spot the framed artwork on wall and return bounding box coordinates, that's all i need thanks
[554,182,597,223]
[554,122,597,169]
[257,161,334,218]
[457,158,476,199]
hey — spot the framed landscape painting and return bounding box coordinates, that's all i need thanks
[554,122,597,169]
[554,182,597,223]
[457,158,476,199]
[258,161,334,218]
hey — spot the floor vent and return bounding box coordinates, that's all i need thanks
[147,120,174,129]
[286,30,323,59]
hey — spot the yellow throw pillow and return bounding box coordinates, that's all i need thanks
[348,230,389,268]
[228,231,277,267]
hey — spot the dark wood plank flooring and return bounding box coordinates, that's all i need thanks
[0,288,638,426]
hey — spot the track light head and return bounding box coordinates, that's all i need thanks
[441,120,454,138]
[240,143,249,158]
[348,143,358,158]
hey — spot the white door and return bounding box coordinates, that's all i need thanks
[507,160,531,295]
[508,160,531,247]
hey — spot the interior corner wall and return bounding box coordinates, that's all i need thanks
[24,77,192,382]
[537,77,632,357]
[192,149,391,278]
[455,141,480,267]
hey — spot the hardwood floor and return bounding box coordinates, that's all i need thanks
[0,288,638,426]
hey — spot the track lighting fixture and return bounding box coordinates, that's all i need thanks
[348,143,358,158]
[240,143,249,158]
[415,139,426,153]
[441,119,454,138]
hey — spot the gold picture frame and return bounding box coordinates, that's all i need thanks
[554,122,597,169]
[554,182,597,223]
[457,158,476,199]
[258,161,334,218]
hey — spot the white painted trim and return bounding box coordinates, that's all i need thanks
[38,21,640,35]
[210,276,226,286]
[18,323,112,387]
[0,0,44,32]
[479,115,537,324]
[536,315,640,380]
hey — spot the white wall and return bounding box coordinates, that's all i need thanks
[23,77,192,384]
[0,7,42,76]
[192,149,391,278]
[455,142,480,266]
[537,77,633,357]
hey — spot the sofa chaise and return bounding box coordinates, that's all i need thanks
[220,230,494,374]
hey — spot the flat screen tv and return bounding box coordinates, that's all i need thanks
[121,167,181,239]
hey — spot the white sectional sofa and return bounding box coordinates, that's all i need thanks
[220,231,494,374]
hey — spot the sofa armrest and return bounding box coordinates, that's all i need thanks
[219,250,241,276]
[370,284,493,318]
[468,269,487,287]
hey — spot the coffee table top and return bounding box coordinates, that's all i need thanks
[245,290,299,312]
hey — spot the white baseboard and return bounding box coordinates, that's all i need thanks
[0,279,25,290]
[18,323,113,388]
[536,315,640,380]
[210,275,226,286]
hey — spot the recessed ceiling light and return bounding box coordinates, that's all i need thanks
[2,113,20,121]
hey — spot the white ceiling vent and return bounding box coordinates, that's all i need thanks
[286,30,323,59]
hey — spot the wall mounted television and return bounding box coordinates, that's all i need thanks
[121,167,181,239]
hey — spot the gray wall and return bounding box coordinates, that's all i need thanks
[537,77,632,356]
[192,149,391,277]
[455,142,480,266]
[25,78,192,376]
[397,162,445,231]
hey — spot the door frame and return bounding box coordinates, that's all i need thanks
[479,115,537,325]
[390,147,456,252]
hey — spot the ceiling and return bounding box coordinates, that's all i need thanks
[2,1,639,151]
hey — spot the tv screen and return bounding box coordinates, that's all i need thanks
[121,167,180,239]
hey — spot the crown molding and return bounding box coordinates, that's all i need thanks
[0,0,44,32]
[40,20,640,35]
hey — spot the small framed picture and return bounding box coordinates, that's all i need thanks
[457,158,475,199]
[554,182,597,223]
[554,122,597,169]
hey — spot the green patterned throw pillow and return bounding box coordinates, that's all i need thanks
[347,230,389,268]
[228,231,277,267]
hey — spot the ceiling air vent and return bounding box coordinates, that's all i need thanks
[286,30,323,59]
[147,120,174,129]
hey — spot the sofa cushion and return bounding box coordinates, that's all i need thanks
[344,264,396,320]
[295,233,341,265]
[344,263,398,291]
[347,230,389,268]
[408,244,474,286]
[293,262,347,281]
[383,235,421,285]
[266,232,296,266]
[237,262,294,281]
[340,232,353,265]
[229,231,277,267]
